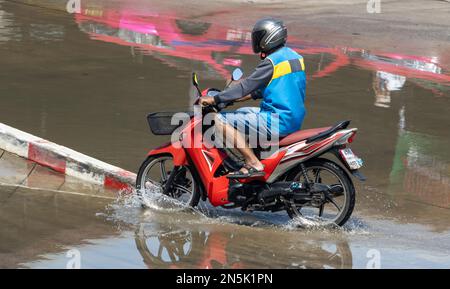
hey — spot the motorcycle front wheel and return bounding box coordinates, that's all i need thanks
[136,155,200,207]
[285,158,356,227]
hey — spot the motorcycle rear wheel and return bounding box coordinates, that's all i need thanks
[285,158,356,226]
[136,155,200,207]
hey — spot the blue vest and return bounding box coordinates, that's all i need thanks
[261,46,306,136]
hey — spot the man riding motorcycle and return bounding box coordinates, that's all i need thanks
[200,18,307,178]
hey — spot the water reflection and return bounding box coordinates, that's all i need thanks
[388,107,450,211]
[372,71,406,108]
[0,1,21,43]
[29,23,64,42]
[0,186,118,268]
[75,8,251,80]
[350,49,449,97]
[135,222,353,269]
[0,1,66,43]
[72,0,449,95]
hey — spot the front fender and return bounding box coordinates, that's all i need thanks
[147,141,188,166]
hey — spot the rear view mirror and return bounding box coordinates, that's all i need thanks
[191,72,201,97]
[192,72,199,87]
[231,68,243,81]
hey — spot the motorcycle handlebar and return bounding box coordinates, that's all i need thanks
[198,89,233,113]
[201,101,232,114]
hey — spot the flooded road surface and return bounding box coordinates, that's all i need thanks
[0,185,118,268]
[0,0,449,268]
[4,190,449,269]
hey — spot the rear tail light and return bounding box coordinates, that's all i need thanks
[335,131,356,145]
[348,131,356,143]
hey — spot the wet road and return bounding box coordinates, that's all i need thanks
[0,0,449,268]
[3,188,449,269]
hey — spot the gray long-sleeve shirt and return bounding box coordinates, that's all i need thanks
[213,59,273,104]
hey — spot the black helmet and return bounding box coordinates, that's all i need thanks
[251,18,287,53]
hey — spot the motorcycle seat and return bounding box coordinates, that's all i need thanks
[278,127,331,147]
[278,120,351,147]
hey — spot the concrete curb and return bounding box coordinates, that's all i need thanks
[0,122,136,191]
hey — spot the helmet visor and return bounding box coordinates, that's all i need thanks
[251,30,266,53]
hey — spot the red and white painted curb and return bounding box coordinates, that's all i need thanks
[0,122,136,191]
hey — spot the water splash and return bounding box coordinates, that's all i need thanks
[106,186,209,226]
[117,185,195,213]
[281,214,371,237]
[107,186,370,236]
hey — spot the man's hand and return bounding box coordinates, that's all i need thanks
[199,96,216,107]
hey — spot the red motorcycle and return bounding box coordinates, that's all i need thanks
[136,69,365,226]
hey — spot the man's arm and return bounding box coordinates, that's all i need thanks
[234,95,253,102]
[213,59,273,104]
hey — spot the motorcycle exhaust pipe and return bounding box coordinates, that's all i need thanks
[258,182,307,201]
[258,182,344,204]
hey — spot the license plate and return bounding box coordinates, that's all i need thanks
[340,148,363,170]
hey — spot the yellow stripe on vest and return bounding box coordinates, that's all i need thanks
[270,58,304,84]
[300,58,305,71]
[272,60,291,80]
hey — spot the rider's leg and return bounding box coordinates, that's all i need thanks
[214,114,264,171]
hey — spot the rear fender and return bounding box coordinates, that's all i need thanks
[147,141,188,166]
[282,146,367,182]
[283,157,355,185]
[330,147,366,181]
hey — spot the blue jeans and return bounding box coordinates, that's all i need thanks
[216,107,279,147]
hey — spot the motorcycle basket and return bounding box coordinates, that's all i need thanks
[147,112,192,135]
